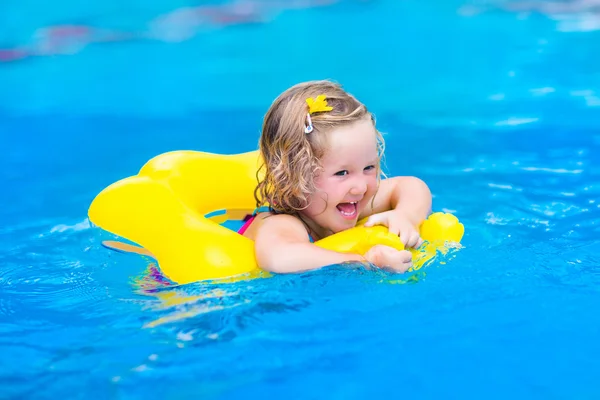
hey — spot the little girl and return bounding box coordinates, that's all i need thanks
[239,80,432,273]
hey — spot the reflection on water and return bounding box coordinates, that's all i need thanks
[0,0,371,62]
[3,0,599,64]
[130,243,463,330]
[460,0,600,31]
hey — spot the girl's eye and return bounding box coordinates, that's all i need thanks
[334,170,348,176]
[364,165,375,171]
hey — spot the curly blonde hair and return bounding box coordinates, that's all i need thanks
[255,80,385,214]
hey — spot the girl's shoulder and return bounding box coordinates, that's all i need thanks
[244,211,310,242]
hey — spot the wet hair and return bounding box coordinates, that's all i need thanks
[254,80,385,214]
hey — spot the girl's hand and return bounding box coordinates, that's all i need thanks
[364,244,413,272]
[364,210,423,248]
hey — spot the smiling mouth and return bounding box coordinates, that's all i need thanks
[336,202,358,219]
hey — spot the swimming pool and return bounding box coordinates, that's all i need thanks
[2,0,599,398]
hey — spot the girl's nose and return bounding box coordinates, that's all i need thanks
[350,179,368,196]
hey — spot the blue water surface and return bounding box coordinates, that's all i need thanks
[2,0,600,399]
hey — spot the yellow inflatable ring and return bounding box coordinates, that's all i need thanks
[88,150,464,284]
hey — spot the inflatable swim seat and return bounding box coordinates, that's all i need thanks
[88,150,464,284]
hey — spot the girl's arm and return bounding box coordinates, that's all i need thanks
[361,176,432,247]
[254,214,412,274]
[368,176,432,223]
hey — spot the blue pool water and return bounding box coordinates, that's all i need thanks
[2,0,600,398]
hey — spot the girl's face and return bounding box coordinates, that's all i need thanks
[300,117,380,240]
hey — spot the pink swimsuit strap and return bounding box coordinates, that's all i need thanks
[237,214,256,235]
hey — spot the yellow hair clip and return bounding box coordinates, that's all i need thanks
[306,95,333,114]
[305,95,333,133]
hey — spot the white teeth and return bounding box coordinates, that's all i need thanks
[338,202,358,217]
